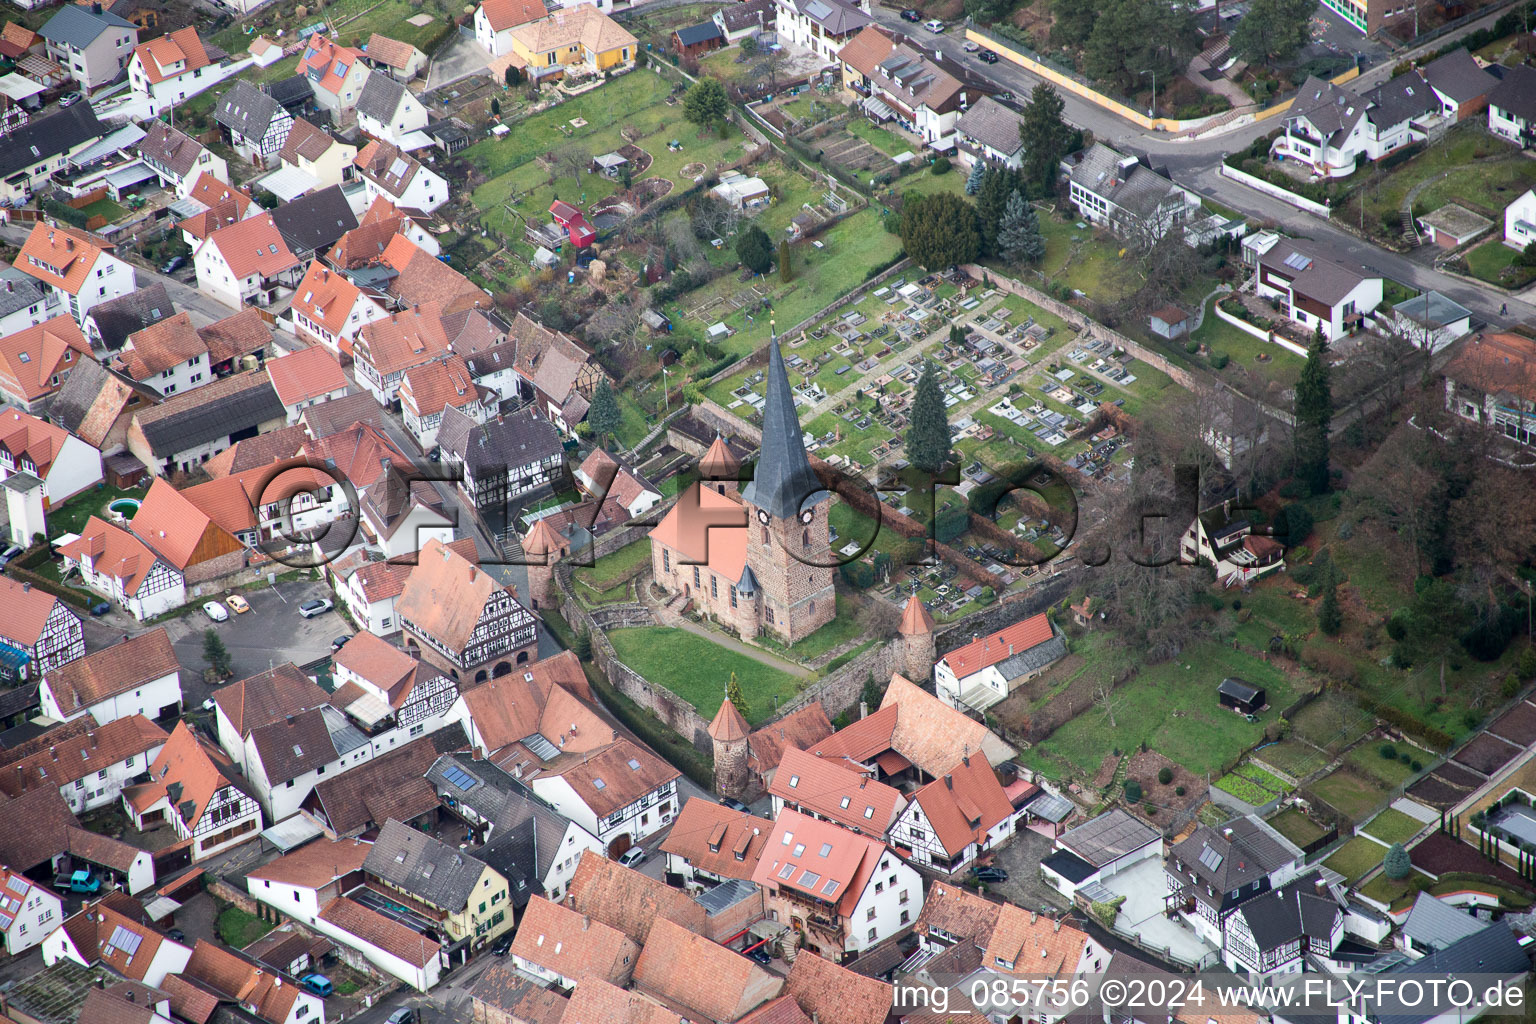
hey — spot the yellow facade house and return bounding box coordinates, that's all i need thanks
[509,6,637,79]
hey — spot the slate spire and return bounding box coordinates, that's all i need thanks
[741,324,827,519]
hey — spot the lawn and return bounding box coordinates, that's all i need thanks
[48,484,144,540]
[216,906,272,948]
[751,592,865,663]
[80,198,127,223]
[1188,295,1304,386]
[1267,806,1328,848]
[1322,835,1387,883]
[1309,768,1392,825]
[574,538,652,590]
[606,626,801,724]
[1340,123,1527,230]
[212,0,453,58]
[1255,739,1329,779]
[1024,635,1301,778]
[1344,743,1420,788]
[1362,808,1427,845]
[1464,237,1534,289]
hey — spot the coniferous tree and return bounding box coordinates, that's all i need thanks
[1317,564,1342,636]
[587,379,621,447]
[727,672,749,719]
[735,224,774,274]
[683,78,728,126]
[975,167,1012,257]
[997,191,1046,266]
[906,359,952,474]
[778,240,794,281]
[964,160,987,195]
[1383,842,1412,880]
[898,193,980,269]
[1293,326,1333,495]
[1020,84,1073,197]
[203,629,231,679]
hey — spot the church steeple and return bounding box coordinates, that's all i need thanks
[741,325,827,520]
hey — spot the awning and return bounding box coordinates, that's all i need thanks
[141,895,181,921]
[344,691,393,729]
[103,161,156,191]
[254,164,322,202]
[0,74,44,101]
[261,815,324,853]
[862,95,895,121]
[168,197,206,219]
[72,125,148,168]
[397,130,434,152]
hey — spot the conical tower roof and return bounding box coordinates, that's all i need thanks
[740,334,828,520]
[701,433,740,480]
[898,594,935,635]
[708,696,750,743]
[523,517,562,556]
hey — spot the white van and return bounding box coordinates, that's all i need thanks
[924,18,945,31]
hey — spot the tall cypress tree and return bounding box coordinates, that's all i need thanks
[1020,84,1071,197]
[587,378,621,448]
[906,359,952,474]
[975,168,1013,258]
[1293,326,1332,495]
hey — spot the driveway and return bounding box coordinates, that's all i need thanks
[990,827,1072,912]
[426,30,492,92]
[167,578,347,697]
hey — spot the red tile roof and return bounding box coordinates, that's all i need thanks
[770,746,905,835]
[479,0,548,31]
[0,573,68,649]
[200,214,298,280]
[115,312,207,380]
[58,516,169,600]
[566,850,707,945]
[509,896,640,985]
[400,353,479,419]
[659,797,772,881]
[0,406,77,481]
[907,755,1015,857]
[182,939,303,1023]
[318,897,440,966]
[938,612,1054,678]
[750,808,888,917]
[123,721,239,831]
[363,33,417,69]
[130,476,241,570]
[0,315,92,403]
[247,836,372,889]
[783,952,892,1024]
[41,627,178,716]
[15,223,114,297]
[632,917,782,1022]
[747,702,833,779]
[133,26,209,84]
[265,345,349,407]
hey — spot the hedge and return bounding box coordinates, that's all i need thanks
[2,565,93,610]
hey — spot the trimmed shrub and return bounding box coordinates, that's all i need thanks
[1157,767,1173,785]
[1124,780,1143,802]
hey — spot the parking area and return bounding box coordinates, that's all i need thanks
[1086,857,1216,967]
[167,578,348,702]
[989,827,1072,912]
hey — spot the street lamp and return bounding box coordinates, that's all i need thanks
[1141,69,1157,120]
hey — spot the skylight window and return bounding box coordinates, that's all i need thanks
[593,778,606,789]
[627,759,641,771]
[781,832,793,846]
[819,843,832,857]
[793,843,805,857]
[778,863,795,879]
[839,796,850,809]
[863,806,874,818]
[821,879,839,896]
[789,775,799,788]
[17,353,28,363]
[798,870,820,888]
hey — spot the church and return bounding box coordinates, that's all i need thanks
[648,331,836,645]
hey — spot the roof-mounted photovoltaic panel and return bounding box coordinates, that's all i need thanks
[441,765,480,792]
[520,733,561,762]
[805,1,832,19]
[5,876,27,896]
[109,925,144,958]
[1197,844,1224,872]
[1282,251,1312,271]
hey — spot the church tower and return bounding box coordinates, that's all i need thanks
[700,434,741,498]
[522,518,568,612]
[708,697,751,800]
[897,592,936,682]
[741,327,835,645]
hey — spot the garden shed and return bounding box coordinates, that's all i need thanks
[1218,677,1266,715]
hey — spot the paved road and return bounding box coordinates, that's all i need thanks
[869,4,1536,328]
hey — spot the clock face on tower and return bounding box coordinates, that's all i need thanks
[757,508,771,525]
[800,508,814,524]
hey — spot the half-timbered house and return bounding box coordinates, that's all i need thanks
[123,720,263,860]
[0,575,83,681]
[397,538,537,682]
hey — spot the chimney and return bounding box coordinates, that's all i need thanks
[859,701,868,720]
[1223,828,1233,839]
[582,915,590,931]
[50,746,56,760]
[944,774,953,790]
[1054,917,1063,932]
[65,238,74,252]
[468,565,476,582]
[1008,643,1013,656]
[1030,911,1037,925]
[21,582,29,593]
[126,992,135,1003]
[90,732,98,749]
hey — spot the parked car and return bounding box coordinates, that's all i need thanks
[721,797,750,813]
[66,870,100,893]
[298,975,332,998]
[89,601,111,616]
[617,846,647,867]
[386,1010,416,1024]
[923,18,945,31]
[0,544,22,566]
[58,92,80,107]
[970,866,1008,883]
[225,594,250,614]
[167,929,186,943]
[427,446,441,463]
[745,947,772,965]
[298,598,333,618]
[900,7,921,19]
[202,601,229,623]
[490,933,513,956]
[201,697,217,711]
[332,634,351,651]
[160,256,186,274]
[978,49,999,63]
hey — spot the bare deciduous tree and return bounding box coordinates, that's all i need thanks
[552,144,591,192]
[1093,680,1124,728]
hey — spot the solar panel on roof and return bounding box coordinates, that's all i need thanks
[109,925,143,958]
[1198,844,1224,871]
[5,876,26,895]
[1283,251,1312,271]
[441,765,480,792]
